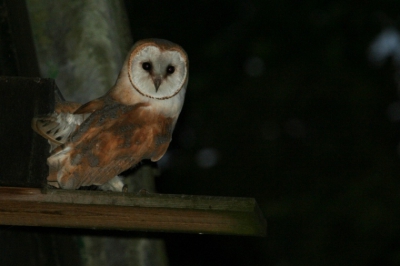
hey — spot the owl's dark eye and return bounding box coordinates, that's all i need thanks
[166,65,175,74]
[142,62,152,71]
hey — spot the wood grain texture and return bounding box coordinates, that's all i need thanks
[0,187,266,236]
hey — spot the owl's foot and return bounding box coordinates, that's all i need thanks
[98,176,127,192]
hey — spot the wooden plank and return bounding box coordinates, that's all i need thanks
[0,187,266,237]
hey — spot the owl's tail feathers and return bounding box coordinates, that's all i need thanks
[32,112,87,152]
[32,115,65,147]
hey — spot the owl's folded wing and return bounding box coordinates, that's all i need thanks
[49,102,175,189]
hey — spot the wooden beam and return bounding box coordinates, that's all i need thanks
[0,187,266,237]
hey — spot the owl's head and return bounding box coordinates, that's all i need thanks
[116,39,188,101]
[110,39,188,116]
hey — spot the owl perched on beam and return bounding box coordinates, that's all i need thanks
[32,39,189,191]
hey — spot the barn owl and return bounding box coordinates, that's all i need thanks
[32,39,188,191]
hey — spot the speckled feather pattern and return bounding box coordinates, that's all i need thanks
[47,98,174,189]
[32,38,188,190]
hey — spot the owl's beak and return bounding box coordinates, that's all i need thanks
[152,77,162,92]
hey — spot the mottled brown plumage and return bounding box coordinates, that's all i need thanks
[32,39,188,190]
[47,98,174,189]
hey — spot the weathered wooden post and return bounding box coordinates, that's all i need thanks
[0,77,55,188]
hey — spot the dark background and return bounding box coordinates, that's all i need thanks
[3,0,400,265]
[124,1,400,265]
